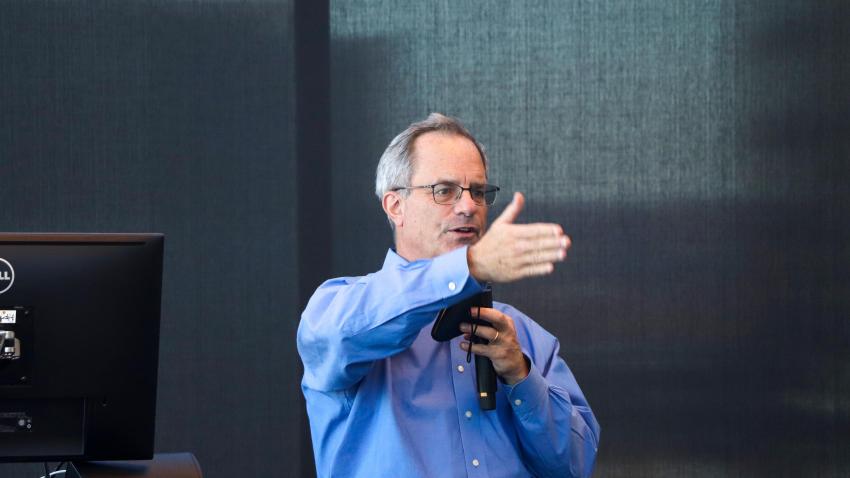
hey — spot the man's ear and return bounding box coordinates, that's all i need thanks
[382,191,405,228]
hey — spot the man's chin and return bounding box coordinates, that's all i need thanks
[440,235,480,252]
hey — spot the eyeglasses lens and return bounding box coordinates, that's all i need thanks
[432,184,497,206]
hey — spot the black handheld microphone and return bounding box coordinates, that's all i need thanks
[472,289,496,410]
[431,286,497,410]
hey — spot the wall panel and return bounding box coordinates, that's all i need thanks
[0,2,299,477]
[330,1,850,476]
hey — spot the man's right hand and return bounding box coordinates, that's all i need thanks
[467,192,570,283]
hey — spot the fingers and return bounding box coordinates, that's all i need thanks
[492,192,524,225]
[514,234,567,255]
[460,341,493,358]
[513,223,565,239]
[461,307,513,341]
[518,248,566,268]
[461,325,504,345]
[460,322,500,343]
[510,226,568,261]
[513,233,570,267]
[459,311,529,384]
[519,262,555,278]
[459,328,503,358]
[470,307,510,326]
[458,329,515,368]
[513,232,569,250]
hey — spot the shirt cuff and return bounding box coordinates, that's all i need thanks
[503,358,550,420]
[429,246,485,301]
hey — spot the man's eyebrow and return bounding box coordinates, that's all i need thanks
[433,178,488,186]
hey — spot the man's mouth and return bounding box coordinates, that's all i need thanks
[447,226,480,238]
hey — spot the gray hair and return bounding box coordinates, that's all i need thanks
[374,113,488,199]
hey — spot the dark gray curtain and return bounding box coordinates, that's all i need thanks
[2,1,847,477]
[330,1,849,477]
[0,1,302,477]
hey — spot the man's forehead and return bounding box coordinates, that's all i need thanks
[411,131,480,157]
[410,132,486,180]
[430,176,488,186]
[412,166,488,185]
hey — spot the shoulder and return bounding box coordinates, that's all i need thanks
[318,274,368,288]
[316,272,376,293]
[305,273,372,306]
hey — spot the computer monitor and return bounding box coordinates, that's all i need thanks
[0,233,163,463]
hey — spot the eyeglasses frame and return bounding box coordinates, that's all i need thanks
[391,182,500,206]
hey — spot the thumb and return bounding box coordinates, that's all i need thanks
[493,192,524,225]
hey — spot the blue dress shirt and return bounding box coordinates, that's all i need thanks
[298,246,600,477]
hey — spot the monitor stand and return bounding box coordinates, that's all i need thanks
[67,452,201,478]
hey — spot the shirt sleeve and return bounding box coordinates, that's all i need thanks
[297,246,484,392]
[498,304,601,478]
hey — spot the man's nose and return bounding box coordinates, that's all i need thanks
[453,189,479,214]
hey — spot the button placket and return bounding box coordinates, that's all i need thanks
[449,335,488,477]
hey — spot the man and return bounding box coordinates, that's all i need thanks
[298,113,599,477]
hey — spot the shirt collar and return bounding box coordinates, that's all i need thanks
[382,247,464,271]
[382,248,409,269]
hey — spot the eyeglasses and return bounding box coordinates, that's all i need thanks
[392,182,500,206]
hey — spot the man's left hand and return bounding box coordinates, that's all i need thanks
[459,307,529,385]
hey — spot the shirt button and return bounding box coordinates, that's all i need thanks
[472,459,480,467]
[448,281,456,291]
[514,399,523,406]
[457,365,465,373]
[465,410,473,419]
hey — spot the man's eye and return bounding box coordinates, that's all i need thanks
[434,186,455,196]
[471,189,486,199]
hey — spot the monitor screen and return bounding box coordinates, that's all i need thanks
[0,233,163,463]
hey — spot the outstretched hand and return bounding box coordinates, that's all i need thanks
[467,192,570,283]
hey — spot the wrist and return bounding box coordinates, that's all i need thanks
[501,355,530,386]
[467,245,487,282]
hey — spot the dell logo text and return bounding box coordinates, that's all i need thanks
[0,258,14,294]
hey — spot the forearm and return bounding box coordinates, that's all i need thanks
[297,246,484,392]
[505,363,600,478]
[494,304,600,478]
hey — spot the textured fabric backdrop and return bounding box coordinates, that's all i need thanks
[2,1,847,477]
[0,2,302,477]
[330,1,849,476]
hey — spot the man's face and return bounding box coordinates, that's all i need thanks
[392,132,488,261]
